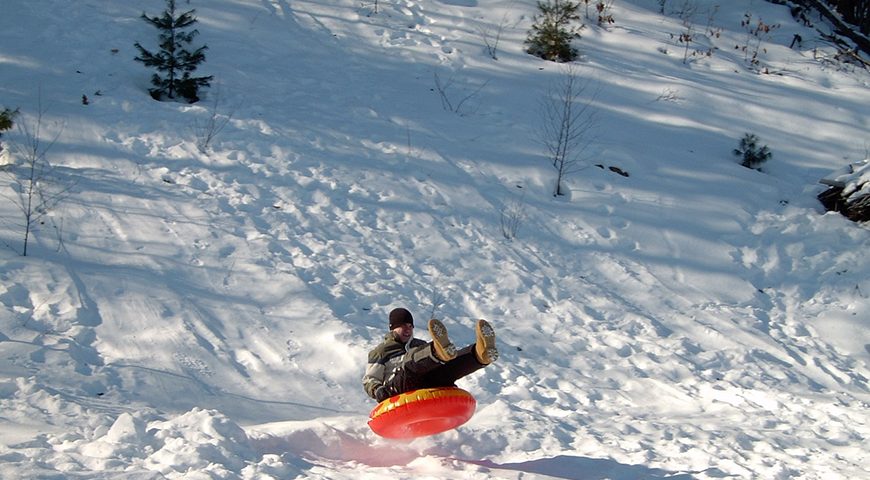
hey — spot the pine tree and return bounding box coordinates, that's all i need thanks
[0,107,17,134]
[525,1,583,62]
[0,107,18,165]
[134,0,212,103]
[733,133,772,170]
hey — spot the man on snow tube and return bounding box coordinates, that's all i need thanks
[362,308,498,437]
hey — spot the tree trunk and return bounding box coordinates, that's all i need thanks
[777,0,870,55]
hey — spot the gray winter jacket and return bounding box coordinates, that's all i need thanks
[362,333,427,401]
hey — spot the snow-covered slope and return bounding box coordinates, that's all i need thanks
[1,0,867,478]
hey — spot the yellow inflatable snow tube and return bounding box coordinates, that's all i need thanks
[368,387,476,439]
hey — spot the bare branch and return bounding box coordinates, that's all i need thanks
[433,71,489,116]
[194,81,235,153]
[478,3,515,60]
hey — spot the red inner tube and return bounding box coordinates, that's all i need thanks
[368,387,476,439]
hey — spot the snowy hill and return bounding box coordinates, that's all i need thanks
[1,0,868,478]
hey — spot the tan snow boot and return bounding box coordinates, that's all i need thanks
[428,318,456,362]
[475,319,498,364]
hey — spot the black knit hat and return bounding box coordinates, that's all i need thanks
[389,308,414,329]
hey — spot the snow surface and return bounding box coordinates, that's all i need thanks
[1,0,868,478]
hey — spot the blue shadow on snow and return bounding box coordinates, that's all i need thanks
[470,455,696,480]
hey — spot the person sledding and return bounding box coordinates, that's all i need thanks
[362,307,498,403]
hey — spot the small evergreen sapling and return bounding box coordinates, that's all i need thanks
[733,133,771,170]
[0,108,17,133]
[525,1,583,62]
[134,0,212,103]
[0,107,18,165]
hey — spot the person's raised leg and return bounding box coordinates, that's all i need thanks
[475,319,498,365]
[420,319,499,387]
[429,318,456,362]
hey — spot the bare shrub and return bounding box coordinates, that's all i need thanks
[538,65,598,196]
[1,105,74,256]
[500,192,527,241]
[433,72,488,116]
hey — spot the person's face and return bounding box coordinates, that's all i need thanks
[392,323,414,343]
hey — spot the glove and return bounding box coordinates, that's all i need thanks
[374,386,390,402]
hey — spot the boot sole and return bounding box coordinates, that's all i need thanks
[476,319,498,363]
[429,319,456,361]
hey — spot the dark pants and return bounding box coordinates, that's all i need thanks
[385,344,484,395]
